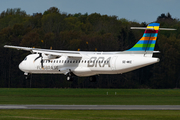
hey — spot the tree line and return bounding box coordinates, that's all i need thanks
[0,7,180,88]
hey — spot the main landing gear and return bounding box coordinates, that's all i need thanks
[65,69,74,81]
[66,71,97,82]
[66,72,74,81]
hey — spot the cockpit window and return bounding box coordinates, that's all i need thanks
[24,57,27,61]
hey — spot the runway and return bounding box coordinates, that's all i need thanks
[0,105,180,110]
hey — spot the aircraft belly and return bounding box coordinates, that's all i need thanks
[73,67,93,76]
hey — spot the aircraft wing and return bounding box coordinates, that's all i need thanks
[4,45,82,58]
[4,45,34,51]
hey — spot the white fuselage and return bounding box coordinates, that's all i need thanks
[19,53,159,77]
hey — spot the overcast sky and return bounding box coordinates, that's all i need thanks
[0,0,179,23]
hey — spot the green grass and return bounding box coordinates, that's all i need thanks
[0,89,180,120]
[0,88,180,105]
[0,110,180,120]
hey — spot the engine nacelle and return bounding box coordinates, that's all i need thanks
[42,54,59,59]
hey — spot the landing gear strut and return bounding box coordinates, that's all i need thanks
[24,73,31,80]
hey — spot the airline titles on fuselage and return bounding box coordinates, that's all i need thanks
[36,57,112,70]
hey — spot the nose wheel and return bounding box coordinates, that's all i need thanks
[24,73,31,80]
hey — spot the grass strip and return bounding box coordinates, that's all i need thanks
[0,110,180,120]
[0,88,180,105]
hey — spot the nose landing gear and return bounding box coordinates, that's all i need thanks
[24,73,31,80]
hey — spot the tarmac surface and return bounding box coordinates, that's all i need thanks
[0,105,180,110]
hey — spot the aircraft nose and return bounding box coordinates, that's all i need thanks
[19,62,24,71]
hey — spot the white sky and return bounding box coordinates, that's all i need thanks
[0,0,180,23]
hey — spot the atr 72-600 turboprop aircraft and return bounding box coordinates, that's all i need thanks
[4,23,175,81]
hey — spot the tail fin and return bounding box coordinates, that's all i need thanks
[127,23,160,57]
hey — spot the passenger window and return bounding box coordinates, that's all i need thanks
[59,60,61,63]
[82,60,83,63]
[85,60,86,63]
[67,60,69,63]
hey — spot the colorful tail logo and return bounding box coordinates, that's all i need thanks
[128,23,160,52]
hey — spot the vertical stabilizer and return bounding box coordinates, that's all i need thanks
[127,23,160,57]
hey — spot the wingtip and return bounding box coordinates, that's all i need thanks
[4,45,8,48]
[159,28,177,31]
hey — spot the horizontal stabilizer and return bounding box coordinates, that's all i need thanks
[131,27,176,31]
[159,28,177,30]
[131,27,154,30]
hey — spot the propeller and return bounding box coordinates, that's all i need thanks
[40,59,44,69]
[34,53,42,62]
[34,53,44,69]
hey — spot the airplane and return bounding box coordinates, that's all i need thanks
[4,23,176,82]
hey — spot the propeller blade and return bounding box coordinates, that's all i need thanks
[34,56,40,62]
[34,53,44,69]
[41,58,44,69]
[34,53,42,62]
